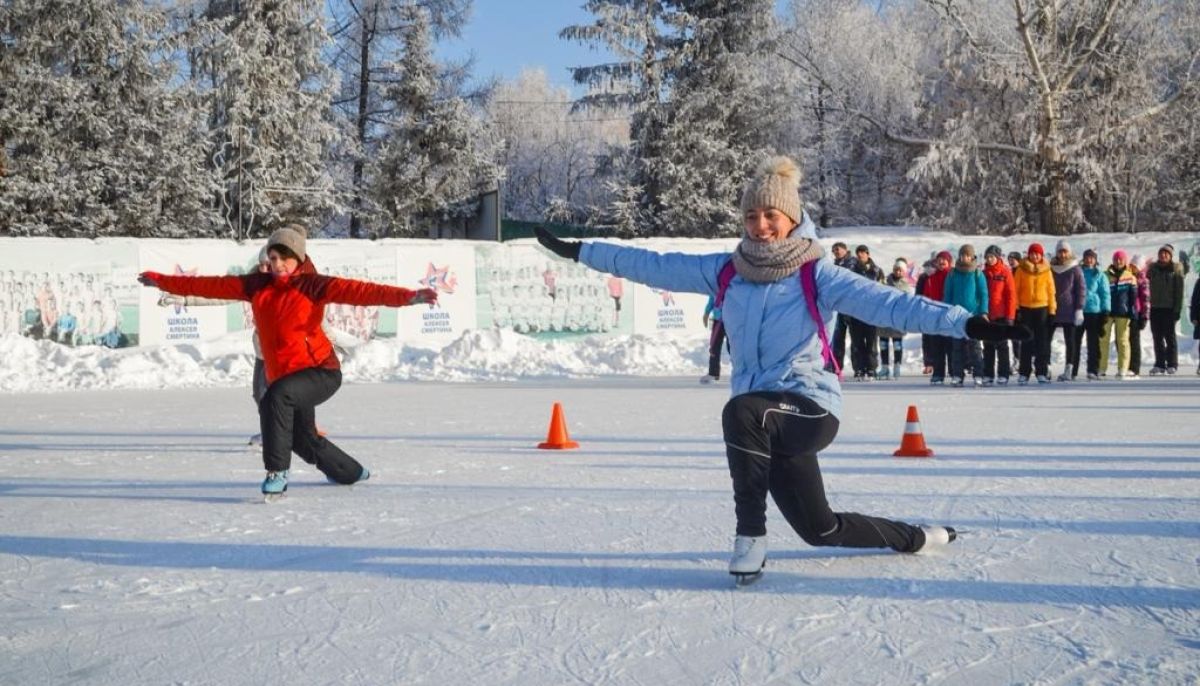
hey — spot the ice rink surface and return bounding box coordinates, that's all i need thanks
[2,376,1198,685]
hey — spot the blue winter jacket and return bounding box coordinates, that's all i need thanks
[942,266,989,316]
[1082,265,1111,314]
[580,242,971,419]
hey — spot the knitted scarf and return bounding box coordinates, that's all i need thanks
[732,235,823,283]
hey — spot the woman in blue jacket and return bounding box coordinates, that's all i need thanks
[535,156,1029,583]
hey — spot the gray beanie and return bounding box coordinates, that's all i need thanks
[266,224,307,263]
[740,155,803,225]
[1055,239,1072,254]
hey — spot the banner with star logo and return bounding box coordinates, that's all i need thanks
[395,244,477,342]
[137,243,261,345]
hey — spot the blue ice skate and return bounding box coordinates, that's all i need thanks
[261,470,289,497]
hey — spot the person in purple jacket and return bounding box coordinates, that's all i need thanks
[1049,240,1086,381]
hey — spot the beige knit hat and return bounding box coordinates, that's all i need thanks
[739,155,803,225]
[266,223,307,263]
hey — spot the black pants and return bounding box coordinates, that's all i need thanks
[721,392,924,552]
[260,367,364,483]
[879,337,902,365]
[927,335,950,381]
[1082,313,1105,375]
[1051,322,1080,375]
[949,337,982,379]
[707,321,726,378]
[982,339,1011,380]
[847,318,878,375]
[832,315,849,370]
[252,358,268,406]
[1018,307,1051,377]
[1149,308,1178,370]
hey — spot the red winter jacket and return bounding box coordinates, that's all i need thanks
[153,258,424,383]
[923,266,951,302]
[983,260,1017,321]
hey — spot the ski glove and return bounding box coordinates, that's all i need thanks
[965,315,1032,341]
[138,271,164,287]
[1074,310,1084,326]
[409,288,438,305]
[535,227,582,262]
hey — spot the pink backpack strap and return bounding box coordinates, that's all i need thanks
[715,260,737,308]
[800,260,841,380]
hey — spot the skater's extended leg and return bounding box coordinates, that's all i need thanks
[769,455,924,552]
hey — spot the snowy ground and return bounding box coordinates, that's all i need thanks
[2,374,1198,685]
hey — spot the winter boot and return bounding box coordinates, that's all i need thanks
[729,535,767,576]
[261,470,288,495]
[916,526,957,553]
[1056,364,1073,382]
[893,363,901,379]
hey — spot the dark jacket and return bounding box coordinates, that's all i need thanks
[1105,264,1139,318]
[1146,261,1184,316]
[851,258,885,283]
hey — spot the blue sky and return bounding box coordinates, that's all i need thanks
[435,1,614,94]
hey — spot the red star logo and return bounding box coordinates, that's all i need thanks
[419,263,457,294]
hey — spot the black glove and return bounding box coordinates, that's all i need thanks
[966,315,1032,341]
[535,226,581,262]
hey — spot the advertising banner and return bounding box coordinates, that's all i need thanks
[137,243,257,345]
[395,243,478,343]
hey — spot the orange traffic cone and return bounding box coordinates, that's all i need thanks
[893,405,934,458]
[537,402,580,450]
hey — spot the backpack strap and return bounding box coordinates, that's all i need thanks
[801,260,841,380]
[716,258,841,380]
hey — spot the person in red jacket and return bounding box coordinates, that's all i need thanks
[921,250,954,383]
[981,244,1017,384]
[138,224,437,497]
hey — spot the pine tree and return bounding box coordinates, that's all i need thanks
[194,0,341,239]
[370,2,501,236]
[564,0,785,237]
[0,0,214,236]
[327,0,470,237]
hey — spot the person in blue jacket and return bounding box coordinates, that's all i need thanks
[1078,248,1111,380]
[942,244,988,386]
[535,155,1029,582]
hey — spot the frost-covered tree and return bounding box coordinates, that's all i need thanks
[193,0,341,238]
[909,0,1200,234]
[565,0,786,237]
[0,0,214,237]
[327,0,470,237]
[370,2,501,236]
[487,69,628,223]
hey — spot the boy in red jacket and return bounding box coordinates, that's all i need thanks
[139,224,437,498]
[982,245,1017,384]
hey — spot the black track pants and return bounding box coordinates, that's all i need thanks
[260,367,363,483]
[722,392,924,552]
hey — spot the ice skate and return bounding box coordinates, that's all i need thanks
[1149,366,1164,376]
[261,470,288,502]
[892,363,901,379]
[877,366,890,380]
[729,535,767,586]
[1087,372,1100,381]
[973,376,984,387]
[996,377,1009,386]
[915,526,957,553]
[1017,375,1029,386]
[1056,364,1072,382]
[1166,367,1177,375]
[699,374,719,385]
[950,377,964,387]
[1036,375,1050,384]
[248,432,262,447]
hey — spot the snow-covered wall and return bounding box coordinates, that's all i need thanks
[0,230,1196,351]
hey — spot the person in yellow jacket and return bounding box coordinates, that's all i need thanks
[1013,242,1057,384]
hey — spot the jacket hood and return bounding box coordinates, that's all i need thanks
[1050,257,1078,274]
[1020,259,1049,275]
